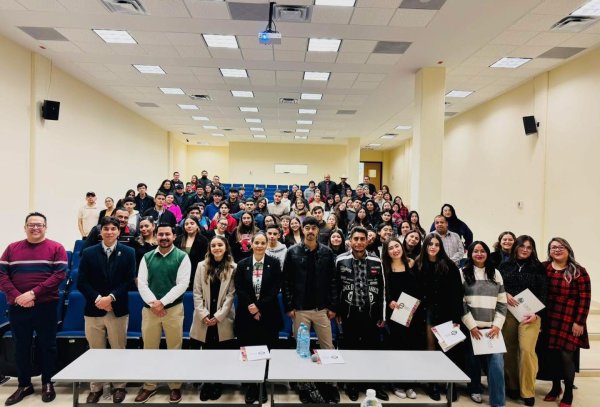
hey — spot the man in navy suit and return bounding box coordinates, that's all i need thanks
[77,216,136,404]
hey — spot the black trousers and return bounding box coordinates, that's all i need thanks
[9,301,58,387]
[341,308,381,350]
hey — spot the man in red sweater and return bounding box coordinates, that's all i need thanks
[0,212,67,405]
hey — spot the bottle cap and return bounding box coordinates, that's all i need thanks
[366,389,376,398]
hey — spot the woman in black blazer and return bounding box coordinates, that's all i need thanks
[234,232,283,404]
[174,216,209,290]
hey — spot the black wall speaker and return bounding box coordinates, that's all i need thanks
[41,100,60,120]
[522,115,538,135]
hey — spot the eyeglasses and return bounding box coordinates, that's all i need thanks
[26,223,46,229]
[550,245,565,252]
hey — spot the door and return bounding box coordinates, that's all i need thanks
[362,161,382,191]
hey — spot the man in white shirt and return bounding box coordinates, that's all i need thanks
[77,192,100,239]
[267,190,290,216]
[433,215,465,265]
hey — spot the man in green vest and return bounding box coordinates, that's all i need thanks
[135,224,191,404]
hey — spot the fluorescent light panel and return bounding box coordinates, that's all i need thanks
[308,38,341,52]
[178,104,198,110]
[93,29,136,44]
[296,129,310,133]
[192,116,209,121]
[301,93,323,100]
[571,0,600,16]
[297,120,313,125]
[245,118,262,123]
[220,68,248,78]
[395,125,412,130]
[203,34,238,49]
[295,135,308,140]
[315,0,355,6]
[253,134,267,139]
[250,127,264,132]
[490,57,532,69]
[133,64,165,74]
[239,107,258,112]
[299,109,317,114]
[231,90,254,98]
[446,90,473,98]
[380,135,396,140]
[203,125,218,129]
[211,133,225,137]
[304,71,330,81]
[160,87,184,95]
[368,143,381,147]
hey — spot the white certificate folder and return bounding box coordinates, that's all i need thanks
[507,288,545,322]
[471,329,507,355]
[431,321,466,352]
[390,292,420,327]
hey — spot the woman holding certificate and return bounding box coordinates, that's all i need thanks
[498,235,546,406]
[460,241,507,407]
[540,238,591,407]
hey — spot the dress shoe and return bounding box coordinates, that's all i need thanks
[306,383,325,404]
[200,384,212,401]
[507,388,520,400]
[559,403,572,407]
[428,384,441,401]
[245,384,259,404]
[113,388,127,403]
[134,388,157,403]
[42,383,56,403]
[210,383,222,400]
[5,385,34,406]
[169,389,182,404]
[346,385,359,402]
[86,390,103,403]
[260,385,268,404]
[298,388,311,404]
[375,387,389,401]
[316,383,339,404]
[543,389,562,402]
[523,397,535,406]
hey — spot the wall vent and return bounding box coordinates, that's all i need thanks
[279,98,298,104]
[551,15,597,32]
[274,5,311,22]
[190,94,211,101]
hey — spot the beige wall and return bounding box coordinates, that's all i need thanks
[186,145,229,182]
[0,35,169,250]
[443,47,600,301]
[386,140,412,206]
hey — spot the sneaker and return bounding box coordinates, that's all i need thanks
[393,388,406,399]
[470,393,483,404]
[406,388,417,399]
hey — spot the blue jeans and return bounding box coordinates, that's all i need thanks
[466,338,506,407]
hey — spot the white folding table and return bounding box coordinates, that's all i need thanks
[53,349,267,407]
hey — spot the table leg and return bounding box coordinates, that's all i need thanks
[270,383,275,407]
[259,382,263,406]
[72,382,80,407]
[446,382,453,407]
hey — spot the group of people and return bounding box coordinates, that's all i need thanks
[0,171,591,407]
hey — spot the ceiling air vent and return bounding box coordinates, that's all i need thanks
[222,128,233,132]
[100,0,148,15]
[282,130,294,134]
[190,94,211,101]
[445,112,457,117]
[182,132,196,135]
[279,98,298,104]
[551,16,598,32]
[274,5,311,22]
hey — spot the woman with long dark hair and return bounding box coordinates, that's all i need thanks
[539,238,591,407]
[499,235,546,406]
[490,231,516,269]
[284,217,303,247]
[393,196,409,221]
[98,197,116,221]
[408,210,426,237]
[190,236,237,401]
[402,230,422,261]
[175,216,208,290]
[230,212,259,262]
[460,241,507,407]
[131,217,157,289]
[328,229,346,257]
[429,204,473,248]
[415,233,464,401]
[157,179,173,196]
[349,207,371,230]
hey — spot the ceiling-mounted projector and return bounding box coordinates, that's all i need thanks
[258,2,281,45]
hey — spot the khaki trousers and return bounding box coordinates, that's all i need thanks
[141,303,184,390]
[293,309,334,350]
[84,312,128,392]
[502,312,541,398]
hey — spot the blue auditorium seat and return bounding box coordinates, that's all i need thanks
[277,293,292,340]
[182,291,194,339]
[56,291,85,337]
[73,240,84,254]
[127,291,144,340]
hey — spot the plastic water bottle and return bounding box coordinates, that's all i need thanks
[361,389,382,407]
[296,322,310,358]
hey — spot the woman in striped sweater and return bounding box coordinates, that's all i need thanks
[460,241,508,407]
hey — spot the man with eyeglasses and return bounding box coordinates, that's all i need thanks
[0,212,67,405]
[282,216,339,404]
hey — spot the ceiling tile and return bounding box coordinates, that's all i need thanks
[275,37,308,51]
[559,33,600,48]
[336,52,370,64]
[144,0,191,18]
[129,31,171,45]
[19,26,68,41]
[357,0,401,7]
[110,44,149,56]
[58,0,108,14]
[166,32,205,46]
[39,41,82,53]
[526,32,575,47]
[77,62,111,73]
[530,0,583,16]
[473,44,517,58]
[389,9,436,27]
[357,73,385,82]
[274,50,306,62]
[305,52,337,62]
[0,1,26,11]
[184,0,231,19]
[373,41,411,54]
[237,35,264,49]
[340,39,377,53]
[174,45,211,58]
[366,54,402,64]
[537,46,585,59]
[352,81,380,89]
[490,30,539,46]
[242,49,274,61]
[509,13,563,31]
[105,64,137,74]
[328,80,356,89]
[208,48,243,59]
[56,28,103,44]
[511,44,554,58]
[141,44,180,57]
[398,0,446,11]
[248,69,276,86]
[276,71,303,86]
[16,0,64,11]
[311,5,354,24]
[350,7,394,25]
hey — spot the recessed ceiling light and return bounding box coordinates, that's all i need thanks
[308,38,342,52]
[295,135,308,140]
[203,125,218,129]
[191,116,209,121]
[211,133,225,137]
[245,118,262,123]
[231,90,254,98]
[395,125,412,130]
[446,90,473,98]
[297,120,313,125]
[315,0,355,5]
[93,29,136,44]
[368,143,381,147]
[220,68,248,78]
[571,0,600,16]
[239,107,258,112]
[203,34,239,48]
[250,127,264,132]
[301,93,323,100]
[303,71,330,81]
[380,135,396,140]
[490,57,532,69]
[133,64,165,74]
[253,134,267,139]
[296,129,310,133]
[178,104,198,110]
[299,108,317,114]
[160,87,184,95]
